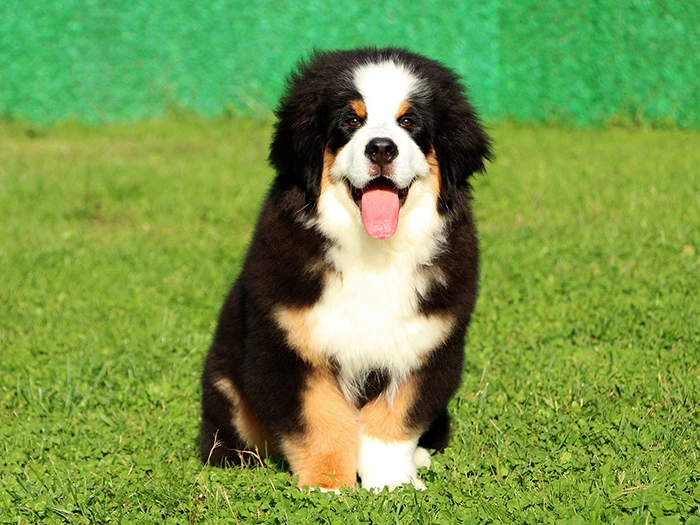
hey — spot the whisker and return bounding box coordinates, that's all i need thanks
[296,200,315,215]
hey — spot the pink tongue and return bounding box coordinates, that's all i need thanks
[360,182,400,239]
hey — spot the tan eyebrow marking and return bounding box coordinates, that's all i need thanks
[396,99,411,118]
[349,99,367,119]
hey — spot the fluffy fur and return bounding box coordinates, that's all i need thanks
[199,47,492,491]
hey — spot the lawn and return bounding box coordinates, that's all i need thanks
[0,118,698,524]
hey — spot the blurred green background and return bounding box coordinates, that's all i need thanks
[1,0,698,126]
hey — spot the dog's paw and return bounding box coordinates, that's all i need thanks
[357,436,427,492]
[413,446,431,469]
[361,474,427,492]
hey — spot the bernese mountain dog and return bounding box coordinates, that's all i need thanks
[200,47,492,492]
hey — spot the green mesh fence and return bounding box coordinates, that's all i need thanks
[1,1,698,126]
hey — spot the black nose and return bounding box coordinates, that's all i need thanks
[365,137,398,167]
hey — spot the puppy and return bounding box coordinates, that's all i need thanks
[200,47,491,491]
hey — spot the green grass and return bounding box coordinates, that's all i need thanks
[1,118,698,524]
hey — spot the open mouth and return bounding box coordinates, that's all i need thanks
[347,177,411,207]
[346,177,412,240]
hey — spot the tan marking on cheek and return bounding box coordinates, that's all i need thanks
[360,375,421,442]
[214,377,273,454]
[280,368,360,489]
[396,99,411,118]
[349,99,366,119]
[320,147,337,196]
[426,149,442,199]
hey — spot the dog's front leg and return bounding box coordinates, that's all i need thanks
[357,377,427,491]
[279,368,360,491]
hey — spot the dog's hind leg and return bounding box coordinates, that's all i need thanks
[200,372,271,467]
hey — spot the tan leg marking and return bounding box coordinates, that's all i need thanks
[213,377,273,454]
[320,147,339,196]
[360,375,422,442]
[280,368,360,490]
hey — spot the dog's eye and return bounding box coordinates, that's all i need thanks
[398,116,416,129]
[345,116,363,128]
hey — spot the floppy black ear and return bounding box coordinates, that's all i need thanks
[268,58,327,204]
[432,98,492,211]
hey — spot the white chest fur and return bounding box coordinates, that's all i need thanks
[276,176,454,402]
[306,246,452,400]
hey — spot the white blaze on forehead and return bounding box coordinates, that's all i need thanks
[352,61,425,123]
[329,60,430,191]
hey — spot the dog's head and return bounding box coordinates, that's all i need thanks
[269,48,491,239]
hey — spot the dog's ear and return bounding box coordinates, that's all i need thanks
[432,96,492,211]
[269,59,327,204]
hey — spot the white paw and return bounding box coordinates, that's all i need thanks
[357,436,427,492]
[409,477,427,491]
[413,446,431,469]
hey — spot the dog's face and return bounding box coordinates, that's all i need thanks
[326,61,434,239]
[329,62,431,198]
[269,48,491,240]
